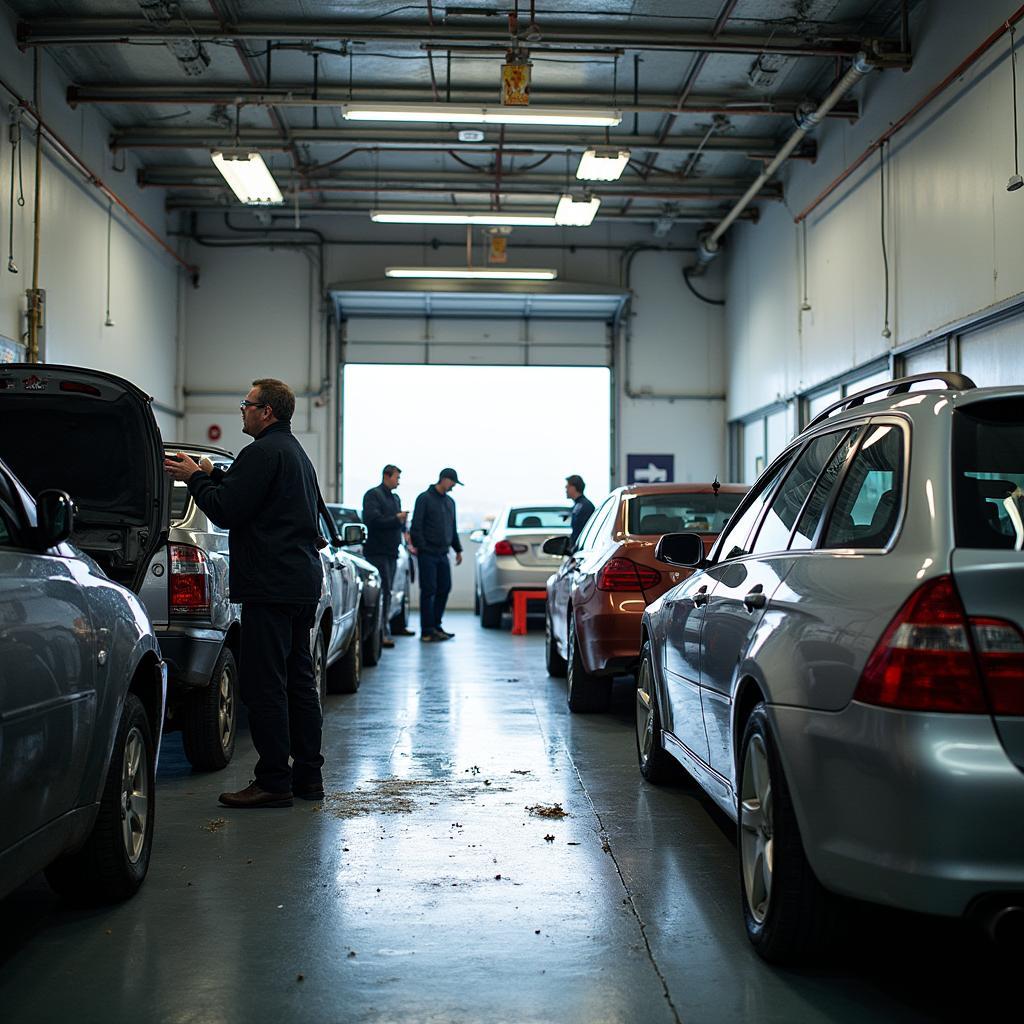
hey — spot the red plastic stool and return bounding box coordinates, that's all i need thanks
[511,590,548,635]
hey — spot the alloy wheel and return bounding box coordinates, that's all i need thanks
[740,733,774,925]
[635,660,656,768]
[314,634,325,700]
[218,663,235,754]
[120,726,149,865]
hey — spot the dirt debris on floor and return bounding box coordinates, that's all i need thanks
[202,818,227,833]
[321,776,512,819]
[525,802,568,819]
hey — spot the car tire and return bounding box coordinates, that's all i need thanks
[545,608,567,677]
[566,612,611,713]
[473,586,480,615]
[738,703,836,964]
[45,693,155,903]
[363,595,384,668]
[480,594,503,629]
[635,643,672,783]
[328,622,361,694]
[181,647,237,771]
[312,628,328,703]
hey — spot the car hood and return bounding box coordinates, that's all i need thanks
[0,363,169,589]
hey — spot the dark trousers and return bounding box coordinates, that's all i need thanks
[239,602,323,794]
[418,551,451,635]
[365,553,396,637]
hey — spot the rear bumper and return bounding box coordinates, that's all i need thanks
[574,590,646,676]
[772,702,1024,917]
[480,558,560,606]
[155,624,225,692]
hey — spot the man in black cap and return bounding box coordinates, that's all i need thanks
[410,468,464,642]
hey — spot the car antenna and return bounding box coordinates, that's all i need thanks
[712,475,721,495]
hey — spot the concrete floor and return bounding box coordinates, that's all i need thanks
[0,611,1013,1023]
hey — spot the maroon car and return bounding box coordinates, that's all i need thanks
[544,482,748,711]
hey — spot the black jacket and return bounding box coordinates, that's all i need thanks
[187,421,323,604]
[362,482,403,557]
[569,494,596,549]
[410,486,462,556]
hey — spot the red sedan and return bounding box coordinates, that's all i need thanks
[544,482,748,712]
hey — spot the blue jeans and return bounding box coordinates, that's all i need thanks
[418,551,451,635]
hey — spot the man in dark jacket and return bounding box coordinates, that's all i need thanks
[410,468,463,642]
[566,474,595,550]
[165,378,324,809]
[362,464,413,646]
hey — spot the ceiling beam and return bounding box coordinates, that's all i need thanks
[18,18,895,58]
[164,197,760,223]
[66,84,859,120]
[111,126,816,161]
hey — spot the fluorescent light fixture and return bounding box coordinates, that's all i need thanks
[555,194,601,226]
[342,102,621,127]
[385,266,558,281]
[211,150,283,205]
[576,148,630,181]
[371,209,557,226]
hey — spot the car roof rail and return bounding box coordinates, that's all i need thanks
[806,371,976,429]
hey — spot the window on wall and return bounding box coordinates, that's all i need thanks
[958,316,1024,387]
[743,419,766,483]
[901,342,949,384]
[807,387,841,422]
[844,366,892,395]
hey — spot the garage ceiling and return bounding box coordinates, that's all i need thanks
[10,1,914,239]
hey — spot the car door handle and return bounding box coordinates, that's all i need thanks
[693,585,709,607]
[743,586,767,611]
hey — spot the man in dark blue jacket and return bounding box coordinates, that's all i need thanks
[362,464,413,646]
[566,474,595,550]
[410,468,463,642]
[165,378,324,809]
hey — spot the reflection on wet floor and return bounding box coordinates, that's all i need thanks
[0,611,1014,1023]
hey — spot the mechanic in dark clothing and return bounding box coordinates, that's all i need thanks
[410,468,463,642]
[362,464,414,646]
[165,378,324,810]
[566,474,595,550]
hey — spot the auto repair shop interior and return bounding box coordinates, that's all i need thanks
[0,2,1022,1022]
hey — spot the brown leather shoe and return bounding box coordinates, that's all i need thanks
[218,782,293,808]
[381,637,396,649]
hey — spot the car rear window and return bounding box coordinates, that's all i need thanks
[626,492,744,535]
[953,398,1024,550]
[507,506,571,529]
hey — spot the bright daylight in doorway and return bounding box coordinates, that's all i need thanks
[342,364,611,528]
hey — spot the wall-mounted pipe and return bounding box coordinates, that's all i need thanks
[795,5,1024,223]
[694,53,874,269]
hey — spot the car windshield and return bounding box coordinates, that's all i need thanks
[329,506,361,532]
[953,398,1024,550]
[507,506,571,529]
[626,492,745,535]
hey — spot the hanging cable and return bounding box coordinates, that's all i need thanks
[682,266,724,306]
[1009,22,1022,190]
[7,109,24,273]
[800,218,811,311]
[880,141,892,338]
[104,199,114,327]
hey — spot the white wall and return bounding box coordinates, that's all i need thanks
[182,234,729,495]
[725,0,1024,423]
[0,8,182,436]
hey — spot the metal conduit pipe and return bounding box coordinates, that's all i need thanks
[694,53,873,270]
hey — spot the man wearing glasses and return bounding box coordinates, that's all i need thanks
[164,379,324,809]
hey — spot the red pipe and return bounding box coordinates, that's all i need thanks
[795,5,1024,222]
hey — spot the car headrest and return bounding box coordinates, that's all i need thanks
[520,515,542,527]
[638,513,681,535]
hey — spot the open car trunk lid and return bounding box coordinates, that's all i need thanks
[0,364,169,592]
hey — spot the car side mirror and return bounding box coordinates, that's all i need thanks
[654,532,706,568]
[469,528,486,543]
[343,523,367,546]
[35,489,74,549]
[542,535,570,557]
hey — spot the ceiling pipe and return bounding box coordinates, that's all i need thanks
[694,53,874,270]
[795,4,1024,224]
[67,84,859,121]
[18,19,887,58]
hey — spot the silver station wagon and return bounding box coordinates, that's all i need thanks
[636,373,1024,963]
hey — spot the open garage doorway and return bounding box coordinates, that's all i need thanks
[341,364,611,524]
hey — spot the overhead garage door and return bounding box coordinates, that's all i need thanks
[332,281,627,367]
